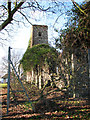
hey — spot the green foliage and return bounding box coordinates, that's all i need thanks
[21,44,59,73]
[56,2,90,50]
[55,2,89,98]
[55,2,90,58]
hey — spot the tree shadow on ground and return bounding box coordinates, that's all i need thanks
[1,87,90,119]
[34,98,60,113]
[2,97,90,120]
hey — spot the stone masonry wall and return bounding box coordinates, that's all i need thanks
[30,25,48,47]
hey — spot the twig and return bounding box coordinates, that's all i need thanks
[18,11,33,25]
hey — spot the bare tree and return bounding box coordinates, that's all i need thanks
[0,0,71,45]
[1,49,22,75]
[0,0,86,45]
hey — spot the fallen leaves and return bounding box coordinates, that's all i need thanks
[1,87,90,120]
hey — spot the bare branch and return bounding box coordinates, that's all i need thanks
[0,5,7,10]
[53,12,63,27]
[13,18,26,26]
[18,10,33,25]
[71,0,88,16]
[0,1,25,31]
[34,0,51,11]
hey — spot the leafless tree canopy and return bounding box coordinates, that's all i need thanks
[1,49,22,75]
[0,0,72,45]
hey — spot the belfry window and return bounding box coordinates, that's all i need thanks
[38,32,41,37]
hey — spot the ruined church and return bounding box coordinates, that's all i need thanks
[26,25,52,89]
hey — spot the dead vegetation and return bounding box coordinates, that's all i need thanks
[1,82,90,120]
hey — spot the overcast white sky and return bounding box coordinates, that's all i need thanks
[0,0,86,76]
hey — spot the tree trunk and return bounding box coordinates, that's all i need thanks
[39,66,42,89]
[0,1,25,31]
[71,54,76,98]
[88,49,90,102]
[31,69,34,84]
[35,71,38,86]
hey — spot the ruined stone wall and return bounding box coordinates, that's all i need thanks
[26,64,51,89]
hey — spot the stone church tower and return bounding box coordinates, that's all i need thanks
[27,25,50,89]
[30,25,48,48]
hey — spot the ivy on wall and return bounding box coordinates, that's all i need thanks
[21,44,59,73]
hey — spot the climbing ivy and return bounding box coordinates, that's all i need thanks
[21,44,59,73]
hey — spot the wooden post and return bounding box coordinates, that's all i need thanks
[7,46,11,114]
[88,49,90,101]
[88,49,90,79]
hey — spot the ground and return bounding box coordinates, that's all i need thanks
[0,83,90,120]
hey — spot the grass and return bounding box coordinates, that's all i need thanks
[0,83,7,88]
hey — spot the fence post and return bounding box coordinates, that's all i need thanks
[88,49,90,79]
[10,60,35,111]
[88,49,90,101]
[7,47,11,115]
